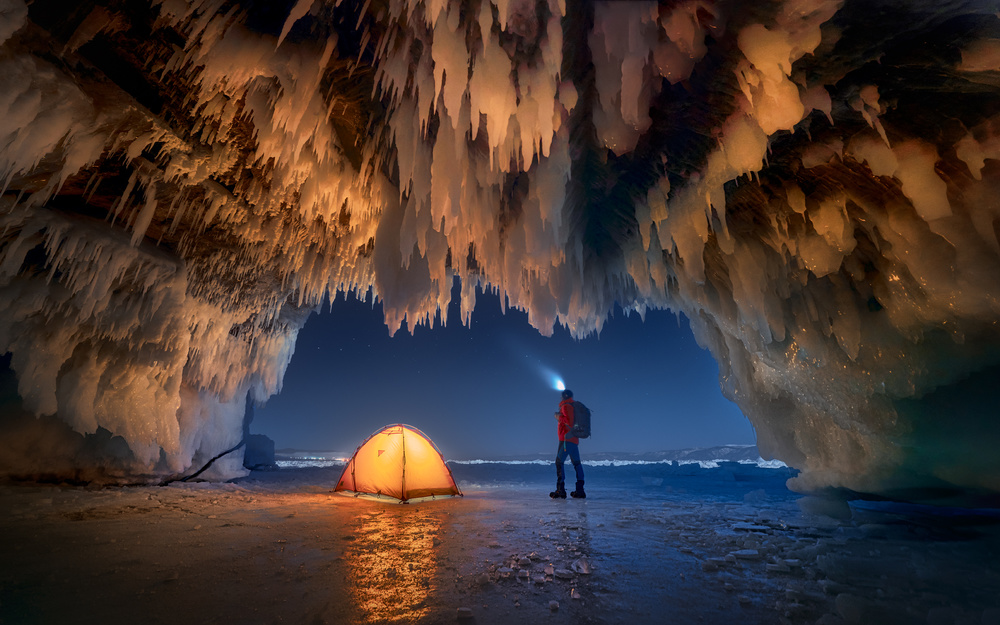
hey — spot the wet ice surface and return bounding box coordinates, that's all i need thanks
[456,463,1000,625]
[1,463,998,625]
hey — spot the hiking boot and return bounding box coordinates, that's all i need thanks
[549,489,567,499]
[570,489,586,498]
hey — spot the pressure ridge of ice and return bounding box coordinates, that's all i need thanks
[1,0,999,499]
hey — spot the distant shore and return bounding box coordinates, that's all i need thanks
[275,444,771,464]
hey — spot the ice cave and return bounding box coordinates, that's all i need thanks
[0,0,999,503]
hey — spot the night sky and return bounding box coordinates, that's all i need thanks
[254,282,755,459]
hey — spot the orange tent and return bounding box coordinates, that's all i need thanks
[335,424,462,502]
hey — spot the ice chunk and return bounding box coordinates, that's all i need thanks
[589,1,658,153]
[892,140,952,221]
[0,0,27,45]
[797,496,851,521]
[848,135,898,177]
[957,38,1000,72]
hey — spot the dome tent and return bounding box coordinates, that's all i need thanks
[335,424,462,502]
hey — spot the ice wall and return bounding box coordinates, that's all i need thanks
[1,0,999,500]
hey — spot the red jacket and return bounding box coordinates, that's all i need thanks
[557,398,578,444]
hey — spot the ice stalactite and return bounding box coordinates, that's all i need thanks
[0,0,999,500]
[0,0,352,479]
[0,205,310,478]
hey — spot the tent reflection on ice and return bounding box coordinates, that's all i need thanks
[334,424,463,502]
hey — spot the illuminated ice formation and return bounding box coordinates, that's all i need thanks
[1,0,999,499]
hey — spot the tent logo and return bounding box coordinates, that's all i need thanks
[378,450,385,457]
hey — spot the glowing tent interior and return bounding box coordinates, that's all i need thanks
[335,424,462,502]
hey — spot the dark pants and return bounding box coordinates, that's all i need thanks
[555,441,585,489]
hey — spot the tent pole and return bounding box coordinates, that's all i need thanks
[400,426,407,502]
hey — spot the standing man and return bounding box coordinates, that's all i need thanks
[551,389,586,499]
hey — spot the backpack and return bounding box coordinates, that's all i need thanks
[568,401,591,439]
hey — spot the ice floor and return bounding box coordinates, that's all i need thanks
[1,462,998,624]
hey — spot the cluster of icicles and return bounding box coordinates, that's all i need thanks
[1,0,999,495]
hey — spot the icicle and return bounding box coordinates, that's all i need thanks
[278,0,315,48]
[131,182,159,246]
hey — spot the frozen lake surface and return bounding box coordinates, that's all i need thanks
[1,461,998,624]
